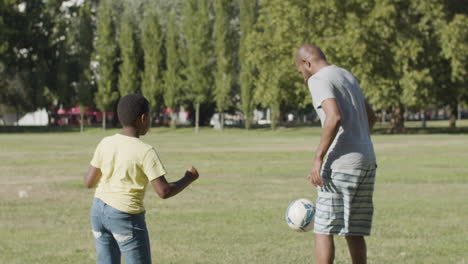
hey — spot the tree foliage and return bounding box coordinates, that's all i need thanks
[163,9,183,129]
[141,1,163,114]
[94,0,119,128]
[1,0,466,132]
[183,0,213,132]
[214,0,235,130]
[238,0,257,129]
[118,1,139,96]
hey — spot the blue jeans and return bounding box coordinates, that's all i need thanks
[91,198,151,264]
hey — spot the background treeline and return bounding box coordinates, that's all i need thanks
[0,0,466,132]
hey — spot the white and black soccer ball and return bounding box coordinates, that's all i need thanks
[285,198,315,232]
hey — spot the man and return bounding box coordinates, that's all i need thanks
[295,44,377,264]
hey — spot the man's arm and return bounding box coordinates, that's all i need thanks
[309,98,342,187]
[364,99,377,131]
[84,165,102,188]
[151,167,199,199]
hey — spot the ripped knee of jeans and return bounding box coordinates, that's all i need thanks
[112,233,133,243]
[92,230,102,239]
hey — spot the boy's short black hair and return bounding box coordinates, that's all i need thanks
[117,94,150,127]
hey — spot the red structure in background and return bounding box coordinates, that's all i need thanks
[52,106,191,127]
[54,106,113,126]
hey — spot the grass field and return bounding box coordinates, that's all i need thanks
[1,125,467,263]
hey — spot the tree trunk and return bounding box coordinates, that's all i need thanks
[102,112,106,130]
[390,104,405,133]
[170,109,177,129]
[270,103,280,130]
[80,109,84,133]
[220,112,224,131]
[420,109,426,128]
[245,112,252,130]
[457,103,462,120]
[449,103,457,128]
[195,102,200,134]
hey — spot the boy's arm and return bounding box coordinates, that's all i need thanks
[151,167,199,199]
[84,165,102,188]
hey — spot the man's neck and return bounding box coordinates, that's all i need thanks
[121,127,139,138]
[314,61,330,74]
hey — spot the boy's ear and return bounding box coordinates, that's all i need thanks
[140,113,147,123]
[134,113,146,126]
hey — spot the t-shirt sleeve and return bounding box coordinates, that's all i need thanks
[90,140,103,168]
[308,78,335,109]
[142,148,167,181]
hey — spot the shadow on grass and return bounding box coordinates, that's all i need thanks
[373,126,468,135]
[0,125,83,133]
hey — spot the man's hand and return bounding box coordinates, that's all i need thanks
[308,158,324,187]
[185,167,199,181]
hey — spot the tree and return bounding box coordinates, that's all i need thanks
[94,0,119,129]
[164,9,182,129]
[141,1,164,121]
[327,0,439,133]
[75,1,95,132]
[0,1,35,114]
[183,0,213,133]
[248,0,311,130]
[64,1,95,132]
[238,0,257,129]
[214,0,234,130]
[0,0,75,120]
[118,1,139,96]
[440,13,468,128]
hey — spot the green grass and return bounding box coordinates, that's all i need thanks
[1,127,467,263]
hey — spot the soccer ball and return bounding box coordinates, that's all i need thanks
[285,198,315,232]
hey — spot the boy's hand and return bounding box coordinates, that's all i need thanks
[185,167,199,181]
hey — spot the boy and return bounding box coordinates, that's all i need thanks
[84,94,199,264]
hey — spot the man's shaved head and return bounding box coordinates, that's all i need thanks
[296,44,327,63]
[295,44,330,81]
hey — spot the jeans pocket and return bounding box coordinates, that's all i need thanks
[105,206,135,244]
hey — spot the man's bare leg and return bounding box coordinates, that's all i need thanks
[315,234,334,264]
[345,235,367,264]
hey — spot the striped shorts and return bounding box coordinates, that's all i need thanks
[314,164,377,236]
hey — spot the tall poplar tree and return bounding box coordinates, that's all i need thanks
[239,0,257,129]
[141,1,164,118]
[164,9,182,129]
[183,0,213,133]
[118,1,139,96]
[214,0,234,130]
[73,1,94,132]
[94,0,118,129]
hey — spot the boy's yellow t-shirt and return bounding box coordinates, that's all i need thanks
[90,133,166,214]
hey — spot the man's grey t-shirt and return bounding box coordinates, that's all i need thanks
[308,65,376,170]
